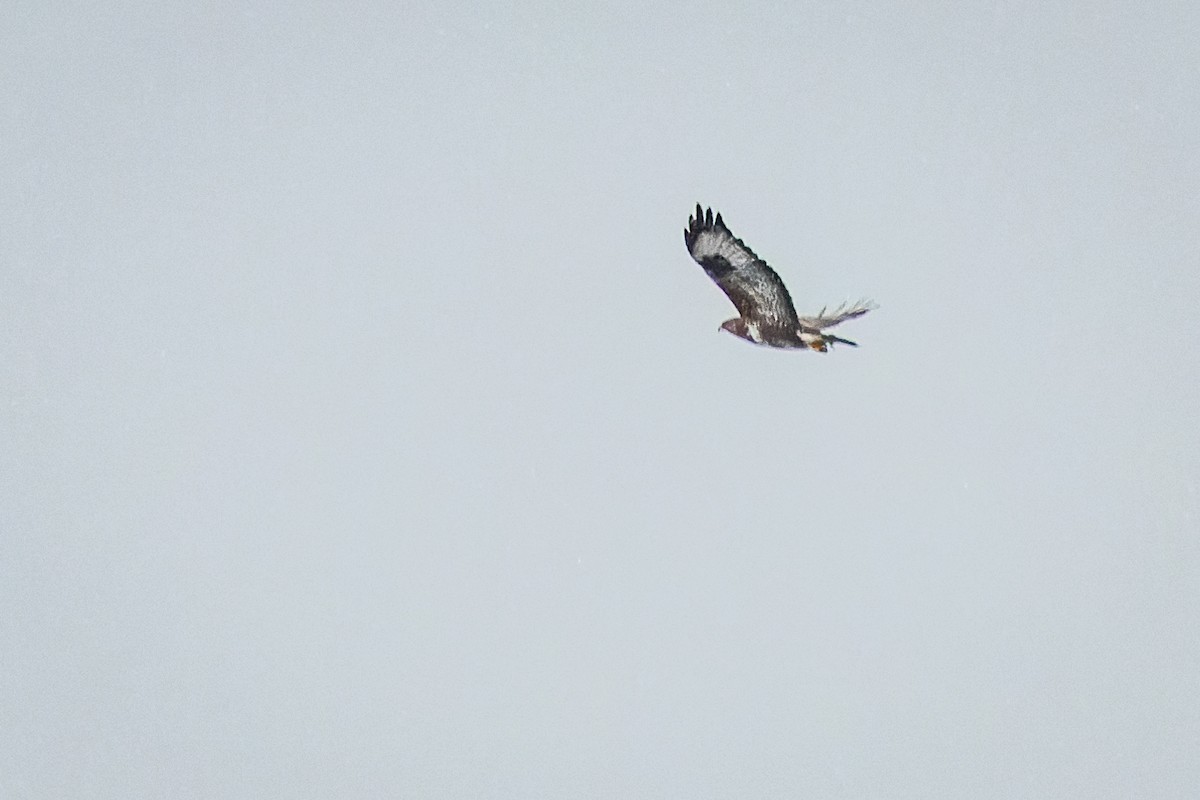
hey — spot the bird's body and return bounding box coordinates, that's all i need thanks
[683,204,875,351]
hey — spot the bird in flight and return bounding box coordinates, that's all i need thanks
[684,204,876,351]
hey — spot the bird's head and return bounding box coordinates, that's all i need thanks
[719,318,744,338]
[720,318,759,343]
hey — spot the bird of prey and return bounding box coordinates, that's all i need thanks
[683,204,876,351]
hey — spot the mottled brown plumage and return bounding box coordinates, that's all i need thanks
[683,204,875,351]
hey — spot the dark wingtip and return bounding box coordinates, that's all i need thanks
[687,204,731,239]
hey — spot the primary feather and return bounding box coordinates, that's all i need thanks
[797,299,879,330]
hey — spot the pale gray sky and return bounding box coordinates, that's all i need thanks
[3,2,1199,797]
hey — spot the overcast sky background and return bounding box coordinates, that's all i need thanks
[3,2,1198,797]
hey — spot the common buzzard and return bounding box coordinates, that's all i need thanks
[684,204,876,351]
